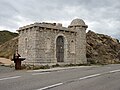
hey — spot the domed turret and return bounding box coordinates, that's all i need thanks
[68,18,88,28]
[68,18,88,64]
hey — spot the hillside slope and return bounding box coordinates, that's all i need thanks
[87,30,120,64]
[0,30,18,45]
[0,37,18,59]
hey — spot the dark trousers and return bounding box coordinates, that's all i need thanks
[15,60,21,70]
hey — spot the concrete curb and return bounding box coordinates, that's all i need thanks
[27,66,94,72]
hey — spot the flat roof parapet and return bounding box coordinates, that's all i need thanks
[19,23,36,30]
[42,22,56,26]
[18,22,77,33]
[19,22,63,29]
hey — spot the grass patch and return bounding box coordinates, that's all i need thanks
[21,64,50,70]
[64,63,91,67]
[21,63,91,70]
[52,64,60,68]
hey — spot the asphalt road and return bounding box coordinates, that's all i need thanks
[0,64,120,90]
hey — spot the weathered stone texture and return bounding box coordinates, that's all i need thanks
[18,19,88,65]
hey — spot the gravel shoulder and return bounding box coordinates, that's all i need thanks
[0,58,15,73]
[0,65,15,73]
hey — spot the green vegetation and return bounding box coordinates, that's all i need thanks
[20,63,91,70]
[0,30,18,45]
[21,64,51,70]
[0,30,18,59]
[0,37,18,59]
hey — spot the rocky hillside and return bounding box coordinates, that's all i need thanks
[0,30,120,64]
[0,30,18,45]
[0,37,18,59]
[87,30,120,64]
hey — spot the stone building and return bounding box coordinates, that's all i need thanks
[18,18,88,65]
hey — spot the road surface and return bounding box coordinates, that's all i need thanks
[0,64,120,90]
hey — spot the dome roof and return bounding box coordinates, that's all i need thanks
[69,18,86,27]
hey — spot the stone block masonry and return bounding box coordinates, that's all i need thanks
[17,19,88,65]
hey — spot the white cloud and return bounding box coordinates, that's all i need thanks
[0,0,119,40]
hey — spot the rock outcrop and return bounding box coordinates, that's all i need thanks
[0,37,18,59]
[86,30,120,64]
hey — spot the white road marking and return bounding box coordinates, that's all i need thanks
[79,74,101,80]
[109,69,120,73]
[36,69,120,90]
[37,83,63,90]
[37,73,101,90]
[32,72,50,75]
[0,76,21,81]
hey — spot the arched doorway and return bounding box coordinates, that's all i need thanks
[56,36,64,62]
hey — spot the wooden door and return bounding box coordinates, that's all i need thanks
[56,36,64,62]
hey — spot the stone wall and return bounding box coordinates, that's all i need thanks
[18,19,88,65]
[18,27,36,64]
[35,26,77,64]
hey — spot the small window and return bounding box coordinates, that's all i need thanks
[46,38,51,52]
[25,38,27,49]
[70,40,75,53]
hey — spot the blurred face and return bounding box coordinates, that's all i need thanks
[16,50,18,54]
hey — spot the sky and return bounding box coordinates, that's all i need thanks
[0,0,120,40]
